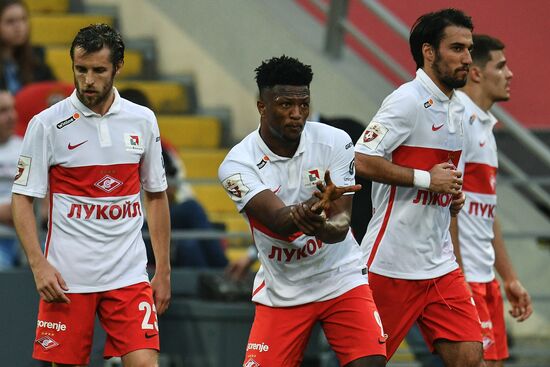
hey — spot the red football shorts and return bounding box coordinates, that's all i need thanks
[469,279,508,360]
[369,269,482,359]
[242,285,387,367]
[33,282,159,365]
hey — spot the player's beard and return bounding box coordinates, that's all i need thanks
[432,51,468,90]
[75,72,115,110]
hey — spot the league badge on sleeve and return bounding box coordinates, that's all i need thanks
[14,156,31,186]
[222,173,250,201]
[358,121,388,150]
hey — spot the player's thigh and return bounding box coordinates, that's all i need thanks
[121,348,158,367]
[369,273,425,358]
[434,340,483,367]
[243,303,317,367]
[98,282,159,359]
[321,285,386,366]
[34,295,97,365]
[419,270,482,348]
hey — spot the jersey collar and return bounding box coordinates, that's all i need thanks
[255,122,308,162]
[69,87,122,117]
[416,68,452,102]
[455,90,498,128]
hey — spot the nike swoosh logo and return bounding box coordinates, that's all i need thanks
[145,333,158,339]
[431,124,444,131]
[479,141,486,147]
[271,185,282,194]
[68,140,88,150]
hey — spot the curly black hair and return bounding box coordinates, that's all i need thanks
[254,55,313,95]
[70,23,124,67]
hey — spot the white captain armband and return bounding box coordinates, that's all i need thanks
[413,169,431,189]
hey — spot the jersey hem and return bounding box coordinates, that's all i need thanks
[369,263,459,280]
[63,276,150,294]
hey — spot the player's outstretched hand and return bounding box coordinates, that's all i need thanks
[429,163,462,195]
[151,271,171,315]
[311,170,361,214]
[226,256,254,281]
[504,279,533,322]
[32,258,70,303]
[450,192,466,216]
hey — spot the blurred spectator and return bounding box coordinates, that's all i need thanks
[0,88,20,268]
[0,0,54,95]
[14,80,72,136]
[120,87,228,268]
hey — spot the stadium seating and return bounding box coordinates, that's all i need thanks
[45,47,144,82]
[25,0,69,13]
[30,14,114,45]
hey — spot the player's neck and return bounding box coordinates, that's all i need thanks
[461,85,493,113]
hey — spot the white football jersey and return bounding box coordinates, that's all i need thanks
[219,122,367,307]
[12,89,167,293]
[455,90,498,282]
[355,69,465,280]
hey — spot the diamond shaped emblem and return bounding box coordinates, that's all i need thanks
[36,336,59,350]
[94,175,123,193]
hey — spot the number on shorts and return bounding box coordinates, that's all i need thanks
[138,301,158,331]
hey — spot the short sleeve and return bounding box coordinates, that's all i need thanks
[12,117,51,198]
[140,115,168,192]
[218,155,269,213]
[328,129,356,189]
[355,88,418,158]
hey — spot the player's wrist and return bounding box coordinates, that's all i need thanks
[413,169,431,189]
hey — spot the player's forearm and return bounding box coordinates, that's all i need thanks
[143,191,171,273]
[355,153,414,187]
[449,216,464,269]
[492,217,517,283]
[11,194,46,268]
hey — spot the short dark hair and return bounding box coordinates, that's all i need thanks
[470,34,505,68]
[409,8,473,69]
[70,23,124,67]
[254,55,313,96]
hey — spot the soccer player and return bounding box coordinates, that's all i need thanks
[453,34,533,366]
[219,55,387,367]
[354,9,484,366]
[12,24,170,366]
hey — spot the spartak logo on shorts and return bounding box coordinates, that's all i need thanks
[243,358,260,367]
[36,336,59,350]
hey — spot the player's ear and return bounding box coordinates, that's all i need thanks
[469,65,482,83]
[115,60,124,75]
[257,100,265,117]
[422,43,435,65]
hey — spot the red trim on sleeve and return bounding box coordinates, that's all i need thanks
[249,216,303,242]
[463,163,497,195]
[367,185,396,268]
[392,146,462,170]
[50,164,141,197]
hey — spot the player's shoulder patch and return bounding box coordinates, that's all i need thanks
[357,121,388,150]
[221,173,250,201]
[14,155,31,186]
